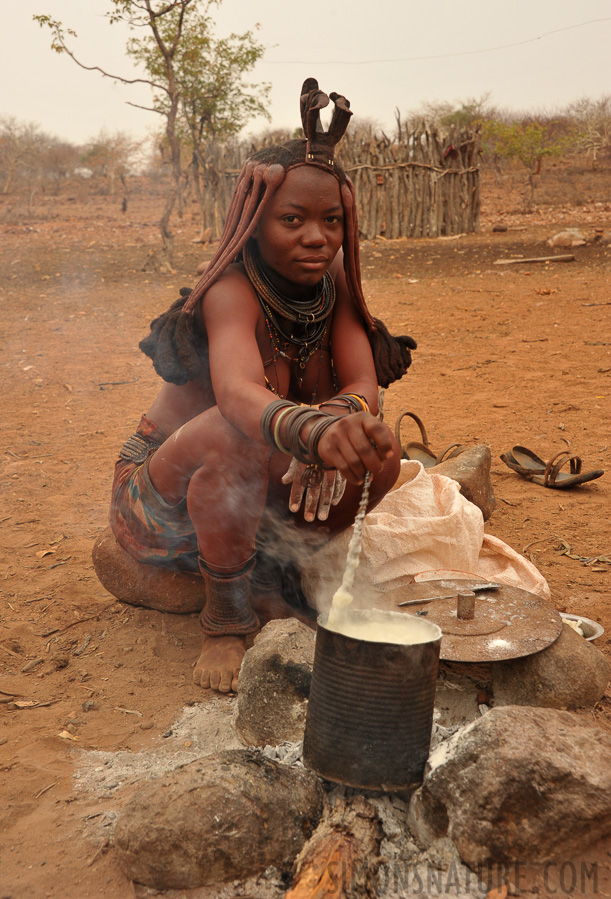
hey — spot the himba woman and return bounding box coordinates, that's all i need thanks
[109,79,416,693]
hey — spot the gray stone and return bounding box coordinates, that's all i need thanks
[430,445,495,521]
[114,749,324,890]
[92,526,203,613]
[235,619,315,746]
[547,229,588,247]
[492,622,610,709]
[408,706,611,865]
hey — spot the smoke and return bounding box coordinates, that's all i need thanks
[254,506,381,615]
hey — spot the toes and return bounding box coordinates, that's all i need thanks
[231,669,240,692]
[209,669,221,691]
[192,664,210,688]
[218,669,234,693]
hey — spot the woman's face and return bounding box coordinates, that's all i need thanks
[253,165,344,297]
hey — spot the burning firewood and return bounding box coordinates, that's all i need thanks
[286,795,383,899]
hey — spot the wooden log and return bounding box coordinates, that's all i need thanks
[285,796,383,899]
[493,254,576,266]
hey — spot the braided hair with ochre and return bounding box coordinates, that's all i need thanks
[140,78,416,389]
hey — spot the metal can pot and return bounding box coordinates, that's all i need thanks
[303,609,441,791]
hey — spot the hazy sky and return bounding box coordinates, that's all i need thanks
[4,0,610,146]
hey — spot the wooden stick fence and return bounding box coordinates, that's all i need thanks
[196,125,480,240]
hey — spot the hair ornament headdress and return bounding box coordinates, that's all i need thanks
[299,77,352,169]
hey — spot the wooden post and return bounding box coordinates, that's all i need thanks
[457,591,476,620]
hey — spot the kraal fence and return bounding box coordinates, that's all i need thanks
[194,126,481,241]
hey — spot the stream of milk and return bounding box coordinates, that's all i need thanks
[325,470,440,646]
[326,471,371,631]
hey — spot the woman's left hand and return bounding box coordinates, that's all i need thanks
[281,458,346,522]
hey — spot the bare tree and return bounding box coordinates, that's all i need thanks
[565,95,611,169]
[0,117,41,196]
[81,129,143,198]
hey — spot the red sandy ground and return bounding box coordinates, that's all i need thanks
[0,179,610,897]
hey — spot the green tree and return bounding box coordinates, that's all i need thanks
[127,2,269,241]
[35,1,269,267]
[483,120,569,211]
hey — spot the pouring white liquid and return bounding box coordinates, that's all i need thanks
[325,472,441,646]
[326,472,371,631]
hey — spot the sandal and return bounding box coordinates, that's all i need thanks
[395,411,466,469]
[500,446,604,488]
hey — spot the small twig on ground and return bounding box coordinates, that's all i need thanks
[555,537,611,565]
[96,378,138,387]
[494,254,575,266]
[86,841,110,868]
[40,602,115,637]
[21,657,45,673]
[73,634,92,656]
[34,781,58,800]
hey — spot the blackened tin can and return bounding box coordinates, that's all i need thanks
[303,609,441,791]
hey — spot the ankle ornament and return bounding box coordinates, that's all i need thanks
[198,555,260,636]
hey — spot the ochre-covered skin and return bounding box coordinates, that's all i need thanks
[109,81,409,692]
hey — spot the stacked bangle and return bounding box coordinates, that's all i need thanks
[273,407,295,455]
[305,414,338,464]
[284,407,330,463]
[319,393,370,415]
[260,400,338,468]
[260,399,296,451]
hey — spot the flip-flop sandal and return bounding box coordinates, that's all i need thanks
[500,445,604,488]
[395,411,466,470]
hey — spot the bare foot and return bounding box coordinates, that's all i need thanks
[250,589,317,629]
[192,634,248,692]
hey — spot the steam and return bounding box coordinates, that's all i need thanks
[253,501,380,616]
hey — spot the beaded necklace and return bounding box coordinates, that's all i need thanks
[243,241,336,372]
[263,310,328,401]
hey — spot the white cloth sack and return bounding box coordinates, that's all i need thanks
[302,460,550,609]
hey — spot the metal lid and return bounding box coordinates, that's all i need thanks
[377,579,563,662]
